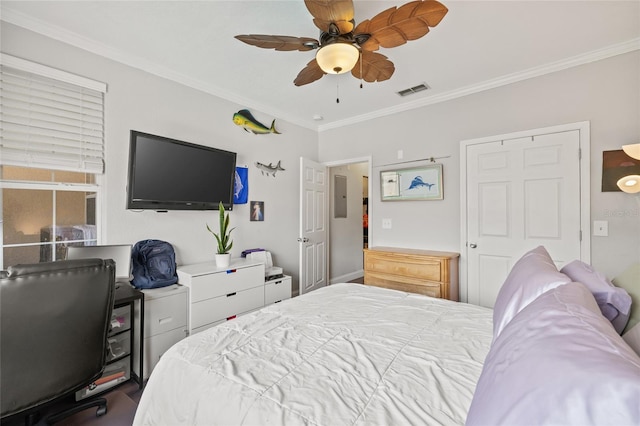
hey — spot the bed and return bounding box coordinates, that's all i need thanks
[134,247,640,425]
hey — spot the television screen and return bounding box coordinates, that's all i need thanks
[127,131,236,210]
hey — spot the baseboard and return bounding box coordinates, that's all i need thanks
[330,270,364,285]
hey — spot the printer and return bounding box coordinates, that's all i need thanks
[242,249,283,281]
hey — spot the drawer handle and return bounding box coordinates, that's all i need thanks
[226,292,237,297]
[274,300,282,304]
[226,269,237,274]
[227,315,237,321]
[158,317,173,325]
[274,280,282,285]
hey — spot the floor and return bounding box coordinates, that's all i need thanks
[5,381,143,426]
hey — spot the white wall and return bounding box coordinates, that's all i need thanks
[3,22,639,287]
[329,162,368,282]
[2,23,319,293]
[319,51,640,280]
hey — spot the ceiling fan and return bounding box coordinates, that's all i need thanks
[235,0,448,87]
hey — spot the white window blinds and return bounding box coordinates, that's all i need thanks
[0,55,107,174]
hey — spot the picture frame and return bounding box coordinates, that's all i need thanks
[250,201,264,221]
[380,164,443,201]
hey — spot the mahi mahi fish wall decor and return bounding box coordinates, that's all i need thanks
[232,109,280,135]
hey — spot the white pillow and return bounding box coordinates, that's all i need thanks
[561,260,631,334]
[492,246,571,338]
[468,282,640,426]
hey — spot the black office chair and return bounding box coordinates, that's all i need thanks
[0,259,116,425]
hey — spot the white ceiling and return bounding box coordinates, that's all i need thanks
[2,1,639,131]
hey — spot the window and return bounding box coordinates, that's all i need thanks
[1,55,106,269]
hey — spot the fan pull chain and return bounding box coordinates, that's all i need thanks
[359,50,363,89]
[336,78,340,103]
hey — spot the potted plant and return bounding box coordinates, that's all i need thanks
[207,201,234,268]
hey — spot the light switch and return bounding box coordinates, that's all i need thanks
[382,218,392,229]
[593,220,608,237]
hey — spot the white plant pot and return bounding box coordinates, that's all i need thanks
[215,253,231,268]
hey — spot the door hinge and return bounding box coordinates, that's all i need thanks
[578,148,582,160]
[579,230,582,241]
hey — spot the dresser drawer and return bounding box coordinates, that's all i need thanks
[143,327,187,379]
[364,252,442,282]
[364,272,442,298]
[191,285,265,329]
[189,265,263,302]
[144,289,188,337]
[265,276,291,305]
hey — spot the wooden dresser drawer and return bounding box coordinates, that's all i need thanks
[364,247,459,301]
[364,252,442,282]
[364,272,442,298]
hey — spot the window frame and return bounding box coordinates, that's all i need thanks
[0,55,106,268]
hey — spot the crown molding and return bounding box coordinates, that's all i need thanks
[3,8,638,134]
[318,37,640,132]
[0,8,319,131]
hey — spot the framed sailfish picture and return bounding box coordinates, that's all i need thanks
[380,164,443,201]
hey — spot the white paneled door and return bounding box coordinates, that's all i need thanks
[463,124,589,307]
[298,157,328,295]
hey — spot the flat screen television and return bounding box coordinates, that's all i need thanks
[126,130,237,211]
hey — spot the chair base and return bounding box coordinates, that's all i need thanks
[45,397,107,425]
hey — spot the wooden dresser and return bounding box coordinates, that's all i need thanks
[363,247,459,301]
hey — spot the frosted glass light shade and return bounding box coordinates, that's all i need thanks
[622,143,640,160]
[617,174,640,193]
[316,43,359,75]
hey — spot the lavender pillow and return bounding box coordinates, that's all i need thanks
[467,282,640,426]
[561,260,631,334]
[492,246,571,338]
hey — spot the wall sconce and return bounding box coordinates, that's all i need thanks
[617,143,640,193]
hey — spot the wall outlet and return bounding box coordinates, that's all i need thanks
[397,150,403,160]
[382,218,392,229]
[593,220,608,237]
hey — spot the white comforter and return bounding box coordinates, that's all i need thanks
[134,283,493,425]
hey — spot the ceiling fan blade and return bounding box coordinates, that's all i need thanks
[351,51,395,83]
[304,0,355,35]
[235,34,319,52]
[354,0,448,51]
[294,59,326,86]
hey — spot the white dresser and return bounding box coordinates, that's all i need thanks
[177,259,266,334]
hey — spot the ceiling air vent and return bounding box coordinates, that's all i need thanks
[397,83,430,97]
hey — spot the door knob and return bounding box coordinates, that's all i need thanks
[469,243,477,248]
[297,237,309,243]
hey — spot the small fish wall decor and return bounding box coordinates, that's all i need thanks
[407,176,435,191]
[232,109,280,135]
[255,160,285,177]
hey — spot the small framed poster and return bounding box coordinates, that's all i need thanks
[380,164,443,201]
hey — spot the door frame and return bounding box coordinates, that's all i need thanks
[459,121,591,303]
[323,156,373,282]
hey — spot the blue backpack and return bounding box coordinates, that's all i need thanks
[131,239,178,289]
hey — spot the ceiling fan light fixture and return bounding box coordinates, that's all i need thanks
[316,43,359,75]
